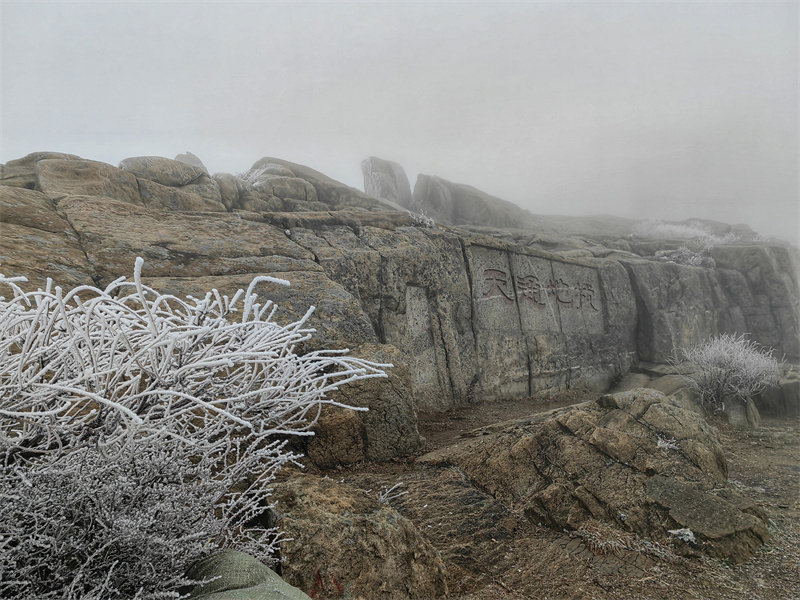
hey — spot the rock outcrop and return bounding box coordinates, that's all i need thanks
[270,473,448,600]
[412,174,537,229]
[419,389,770,563]
[1,150,798,465]
[361,156,413,209]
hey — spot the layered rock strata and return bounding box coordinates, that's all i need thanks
[418,389,770,563]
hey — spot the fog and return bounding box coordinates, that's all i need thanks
[2,1,797,244]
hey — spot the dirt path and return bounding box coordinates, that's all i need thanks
[332,397,800,600]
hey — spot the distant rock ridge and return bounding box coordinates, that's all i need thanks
[412,173,537,229]
[2,151,799,468]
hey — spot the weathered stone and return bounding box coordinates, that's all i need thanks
[0,187,67,233]
[755,371,800,417]
[413,174,536,229]
[361,156,413,208]
[420,389,768,562]
[645,474,768,561]
[305,408,366,469]
[187,549,310,600]
[58,196,314,283]
[251,158,399,212]
[137,177,227,212]
[1,152,81,189]
[118,156,224,209]
[213,172,243,211]
[0,187,93,290]
[119,156,209,187]
[174,151,209,174]
[709,244,800,358]
[248,175,318,204]
[36,159,143,206]
[622,245,800,362]
[271,473,448,600]
[145,271,375,352]
[309,343,421,465]
[726,398,762,430]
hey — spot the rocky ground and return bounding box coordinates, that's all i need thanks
[312,394,799,600]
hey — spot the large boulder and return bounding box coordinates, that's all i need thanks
[174,151,210,174]
[57,196,314,283]
[412,174,536,229]
[307,343,421,468]
[137,177,227,212]
[1,151,81,189]
[361,157,413,209]
[120,156,225,211]
[119,156,209,187]
[187,550,310,600]
[420,389,769,563]
[250,157,399,212]
[271,473,448,600]
[35,159,144,206]
[755,366,800,417]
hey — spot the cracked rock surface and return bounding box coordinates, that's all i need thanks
[419,388,769,563]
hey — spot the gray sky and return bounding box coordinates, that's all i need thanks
[2,1,797,243]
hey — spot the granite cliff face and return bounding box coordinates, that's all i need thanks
[2,152,798,466]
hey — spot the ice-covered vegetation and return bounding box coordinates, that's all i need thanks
[0,259,389,599]
[632,219,744,268]
[676,333,782,413]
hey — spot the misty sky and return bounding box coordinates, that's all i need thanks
[2,1,797,243]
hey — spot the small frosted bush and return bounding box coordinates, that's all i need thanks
[654,245,716,269]
[633,219,742,250]
[677,334,782,412]
[632,219,713,241]
[0,259,389,598]
[407,209,435,228]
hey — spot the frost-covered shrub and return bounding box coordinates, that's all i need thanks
[0,259,389,598]
[1,441,229,598]
[407,209,435,228]
[654,245,716,269]
[677,334,782,412]
[632,219,742,248]
[632,219,713,241]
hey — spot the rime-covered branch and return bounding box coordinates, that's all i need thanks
[0,259,391,598]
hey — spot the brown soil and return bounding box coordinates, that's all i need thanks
[326,394,800,600]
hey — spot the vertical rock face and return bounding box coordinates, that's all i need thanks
[621,246,800,363]
[361,156,413,209]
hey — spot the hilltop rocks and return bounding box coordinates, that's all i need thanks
[252,157,399,212]
[361,157,413,209]
[37,159,144,206]
[420,389,769,563]
[271,473,448,600]
[710,244,800,358]
[412,174,536,229]
[2,151,799,465]
[0,151,81,189]
[0,187,93,290]
[119,156,209,187]
[174,151,209,174]
[119,156,225,211]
